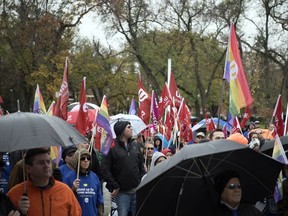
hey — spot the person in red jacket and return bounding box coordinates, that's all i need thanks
[7,148,82,216]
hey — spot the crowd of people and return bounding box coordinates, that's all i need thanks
[0,120,288,216]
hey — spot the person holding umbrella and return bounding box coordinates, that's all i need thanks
[214,170,264,215]
[7,148,82,216]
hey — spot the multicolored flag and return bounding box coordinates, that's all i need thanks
[138,72,151,124]
[128,97,137,115]
[224,24,253,117]
[54,57,69,120]
[95,95,113,155]
[272,95,284,137]
[46,101,55,116]
[272,135,288,203]
[75,77,90,135]
[33,84,46,114]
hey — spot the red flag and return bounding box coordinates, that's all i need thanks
[273,95,284,136]
[230,116,241,134]
[94,126,102,151]
[138,72,151,124]
[164,108,173,141]
[168,71,182,108]
[54,57,69,120]
[205,114,216,132]
[178,100,193,142]
[158,83,172,120]
[240,106,251,128]
[151,91,159,133]
[75,77,90,135]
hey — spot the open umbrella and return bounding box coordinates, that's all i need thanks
[260,135,288,156]
[136,140,283,216]
[192,117,228,132]
[110,114,147,138]
[0,112,88,152]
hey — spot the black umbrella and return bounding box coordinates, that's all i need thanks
[136,140,284,216]
[260,135,288,155]
[0,112,88,152]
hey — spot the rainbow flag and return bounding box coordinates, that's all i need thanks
[33,84,46,114]
[272,135,288,203]
[224,24,253,117]
[46,101,55,116]
[95,95,113,155]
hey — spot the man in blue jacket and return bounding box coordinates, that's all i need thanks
[101,121,146,216]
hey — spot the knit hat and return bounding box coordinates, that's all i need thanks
[227,133,248,145]
[71,148,91,170]
[114,121,131,138]
[162,148,172,156]
[62,146,78,162]
[214,170,240,195]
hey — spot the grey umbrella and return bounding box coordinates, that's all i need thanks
[0,112,88,152]
[136,140,284,216]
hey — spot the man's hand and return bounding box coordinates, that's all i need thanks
[18,195,30,215]
[8,210,20,216]
[111,188,119,198]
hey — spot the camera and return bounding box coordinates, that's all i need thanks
[248,138,260,149]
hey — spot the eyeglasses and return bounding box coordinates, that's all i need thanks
[226,184,241,190]
[145,147,154,150]
[80,156,91,161]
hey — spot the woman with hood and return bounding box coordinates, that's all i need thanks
[153,136,163,152]
[63,148,104,216]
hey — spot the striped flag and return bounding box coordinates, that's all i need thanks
[224,24,253,117]
[272,135,288,203]
[95,95,113,155]
[33,84,46,114]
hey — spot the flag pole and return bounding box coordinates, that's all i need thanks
[284,103,288,136]
[168,59,171,86]
[217,78,226,129]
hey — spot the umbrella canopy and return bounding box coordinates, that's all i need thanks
[110,114,147,138]
[0,112,88,152]
[192,117,228,132]
[67,109,97,125]
[136,140,283,216]
[260,135,288,156]
[68,102,99,112]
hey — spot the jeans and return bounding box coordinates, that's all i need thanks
[115,191,136,216]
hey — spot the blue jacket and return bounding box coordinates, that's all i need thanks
[63,170,103,216]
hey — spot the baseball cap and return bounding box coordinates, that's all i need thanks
[196,132,205,138]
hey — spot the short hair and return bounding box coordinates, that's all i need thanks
[209,129,223,140]
[25,148,50,166]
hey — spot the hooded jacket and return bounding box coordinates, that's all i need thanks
[150,151,166,170]
[7,178,82,216]
[101,121,146,192]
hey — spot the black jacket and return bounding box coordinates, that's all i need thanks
[0,192,17,216]
[214,202,264,216]
[101,138,146,192]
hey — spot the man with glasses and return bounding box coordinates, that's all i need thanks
[102,121,146,216]
[214,170,263,215]
[143,141,154,172]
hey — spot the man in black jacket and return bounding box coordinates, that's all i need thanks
[101,121,146,216]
